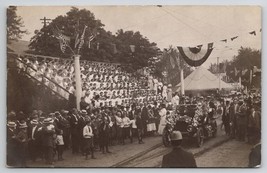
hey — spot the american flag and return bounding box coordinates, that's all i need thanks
[88,34,96,48]
[52,27,70,53]
[77,25,87,54]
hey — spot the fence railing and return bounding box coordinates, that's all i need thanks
[8,52,71,100]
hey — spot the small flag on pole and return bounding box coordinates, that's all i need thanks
[77,25,88,54]
[52,26,70,53]
[249,31,256,36]
[88,34,96,48]
[231,36,238,41]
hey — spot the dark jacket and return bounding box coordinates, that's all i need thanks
[162,147,197,168]
[42,125,56,147]
[136,116,143,129]
[70,114,79,134]
[141,107,149,123]
[99,122,110,146]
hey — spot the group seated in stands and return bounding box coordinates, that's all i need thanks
[16,56,164,104]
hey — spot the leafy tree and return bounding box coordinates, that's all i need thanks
[153,46,192,86]
[28,7,106,58]
[224,47,261,85]
[28,7,159,71]
[232,47,261,69]
[7,6,28,43]
[115,29,158,71]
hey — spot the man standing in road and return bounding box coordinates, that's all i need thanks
[162,131,197,168]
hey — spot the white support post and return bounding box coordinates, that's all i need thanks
[74,55,82,110]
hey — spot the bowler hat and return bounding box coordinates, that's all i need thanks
[18,122,28,129]
[81,110,87,114]
[31,119,38,125]
[43,118,53,124]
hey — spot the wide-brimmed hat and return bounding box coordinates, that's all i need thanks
[81,110,87,114]
[7,121,17,128]
[48,113,55,117]
[31,119,38,125]
[170,131,183,141]
[43,118,53,124]
[18,122,28,129]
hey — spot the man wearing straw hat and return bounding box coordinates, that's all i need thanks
[7,121,17,166]
[15,121,28,167]
[42,118,56,166]
[162,131,197,168]
[28,119,40,162]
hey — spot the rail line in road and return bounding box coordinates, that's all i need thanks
[112,119,230,167]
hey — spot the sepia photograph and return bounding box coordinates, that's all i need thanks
[6,5,261,168]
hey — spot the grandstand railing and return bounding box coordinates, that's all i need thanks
[8,52,71,100]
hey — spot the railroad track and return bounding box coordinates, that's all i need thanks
[112,120,230,167]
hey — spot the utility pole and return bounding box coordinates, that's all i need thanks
[217,57,221,91]
[40,17,51,27]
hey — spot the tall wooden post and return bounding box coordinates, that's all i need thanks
[180,68,185,95]
[74,55,82,110]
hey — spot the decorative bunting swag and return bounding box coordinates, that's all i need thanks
[177,43,213,67]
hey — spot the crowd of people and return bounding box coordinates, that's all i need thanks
[7,90,261,167]
[7,55,261,168]
[16,56,169,105]
[7,98,167,167]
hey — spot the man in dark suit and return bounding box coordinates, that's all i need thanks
[42,118,56,166]
[7,122,17,166]
[27,119,40,162]
[78,110,87,154]
[69,108,79,154]
[140,103,149,136]
[162,131,197,168]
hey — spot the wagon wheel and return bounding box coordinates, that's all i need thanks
[196,127,204,147]
[162,127,171,147]
[212,121,217,138]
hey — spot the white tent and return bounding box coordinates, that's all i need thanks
[175,66,234,92]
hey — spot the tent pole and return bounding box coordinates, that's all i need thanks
[180,68,185,95]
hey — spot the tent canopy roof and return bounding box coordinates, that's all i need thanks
[176,66,234,91]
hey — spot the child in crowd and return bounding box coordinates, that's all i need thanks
[56,130,64,161]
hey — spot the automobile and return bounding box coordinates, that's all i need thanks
[162,104,217,147]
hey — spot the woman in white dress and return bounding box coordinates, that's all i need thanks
[158,104,167,135]
[162,85,168,99]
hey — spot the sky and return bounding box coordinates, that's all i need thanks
[16,5,261,68]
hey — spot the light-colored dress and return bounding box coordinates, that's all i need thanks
[158,108,167,135]
[162,85,167,99]
[167,88,172,102]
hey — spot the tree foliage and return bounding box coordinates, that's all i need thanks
[232,47,261,69]
[7,6,28,42]
[28,7,158,70]
[224,47,261,83]
[153,46,192,85]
